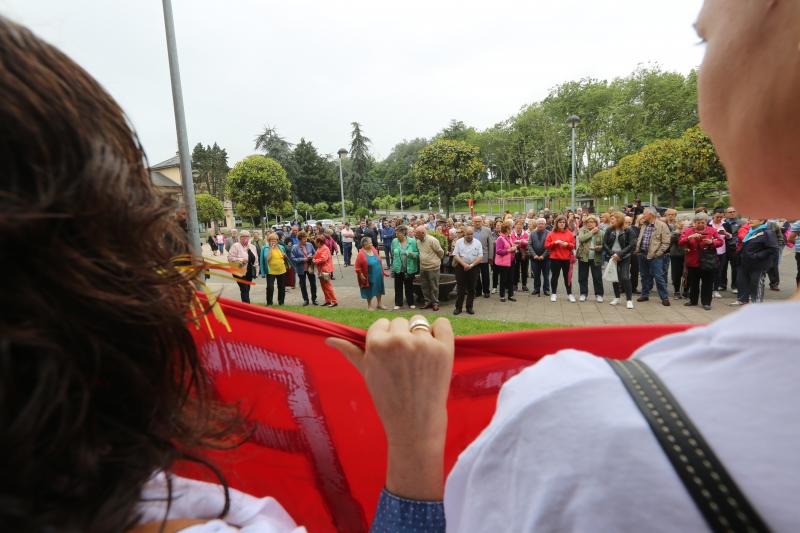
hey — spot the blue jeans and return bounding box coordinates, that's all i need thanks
[530,257,551,293]
[343,242,353,266]
[639,255,669,300]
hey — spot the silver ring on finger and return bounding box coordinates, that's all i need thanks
[408,318,432,334]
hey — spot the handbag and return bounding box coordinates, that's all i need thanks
[700,246,719,272]
[603,260,618,283]
[319,272,330,281]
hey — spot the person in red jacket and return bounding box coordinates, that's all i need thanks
[545,215,576,303]
[678,213,724,310]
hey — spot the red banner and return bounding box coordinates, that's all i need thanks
[178,297,693,532]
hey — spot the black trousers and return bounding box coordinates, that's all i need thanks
[394,271,415,307]
[612,258,633,300]
[475,262,491,296]
[630,253,640,291]
[384,243,393,268]
[550,259,572,294]
[267,273,286,305]
[687,266,715,306]
[491,261,500,289]
[578,259,604,296]
[767,248,782,287]
[234,275,252,303]
[670,255,684,294]
[796,253,800,286]
[298,270,317,303]
[513,254,530,289]
[737,266,764,304]
[716,250,737,290]
[496,264,514,298]
[530,257,550,293]
[455,265,479,311]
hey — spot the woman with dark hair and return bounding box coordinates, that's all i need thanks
[0,16,278,532]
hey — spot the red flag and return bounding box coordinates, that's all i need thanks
[177,297,692,532]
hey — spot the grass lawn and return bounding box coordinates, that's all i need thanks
[278,305,562,336]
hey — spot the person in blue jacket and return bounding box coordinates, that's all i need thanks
[291,231,318,306]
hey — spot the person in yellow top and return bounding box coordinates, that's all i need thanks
[259,232,288,305]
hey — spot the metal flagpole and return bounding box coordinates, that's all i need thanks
[162,0,201,258]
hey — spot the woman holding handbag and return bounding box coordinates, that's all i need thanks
[493,222,516,302]
[258,232,288,306]
[678,213,724,310]
[313,235,338,307]
[227,230,258,303]
[355,237,389,310]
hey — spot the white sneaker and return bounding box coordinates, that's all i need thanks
[713,291,722,298]
[579,295,587,302]
[596,296,604,303]
[550,294,557,302]
[626,301,634,309]
[409,305,416,309]
[610,298,620,306]
[491,288,497,294]
[568,294,576,303]
[393,305,400,310]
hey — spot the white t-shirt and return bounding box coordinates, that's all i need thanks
[454,237,483,265]
[137,473,305,533]
[445,299,800,532]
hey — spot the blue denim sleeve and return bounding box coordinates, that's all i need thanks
[369,489,446,533]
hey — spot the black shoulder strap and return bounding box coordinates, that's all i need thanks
[607,358,770,533]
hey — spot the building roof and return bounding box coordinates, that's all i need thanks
[150,154,180,170]
[150,171,181,189]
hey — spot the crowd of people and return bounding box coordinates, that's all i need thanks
[216,200,799,315]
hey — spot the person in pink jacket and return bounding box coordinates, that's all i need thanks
[313,235,338,307]
[227,230,259,303]
[493,221,517,302]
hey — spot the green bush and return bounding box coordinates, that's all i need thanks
[354,207,371,220]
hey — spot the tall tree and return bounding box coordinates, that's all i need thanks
[292,138,339,204]
[413,139,485,217]
[348,122,372,207]
[191,142,230,200]
[226,155,292,234]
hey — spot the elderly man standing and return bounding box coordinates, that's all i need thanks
[635,206,672,306]
[528,218,551,296]
[472,216,492,298]
[453,226,483,315]
[415,225,445,311]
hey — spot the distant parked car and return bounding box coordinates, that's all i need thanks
[320,219,334,228]
[625,202,668,216]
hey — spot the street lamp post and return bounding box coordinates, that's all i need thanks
[399,180,404,212]
[567,115,581,211]
[337,148,348,223]
[161,0,201,257]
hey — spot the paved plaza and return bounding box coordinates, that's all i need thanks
[204,245,797,327]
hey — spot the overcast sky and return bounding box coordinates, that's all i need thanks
[3,0,705,165]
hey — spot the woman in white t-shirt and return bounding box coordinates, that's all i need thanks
[329,1,800,531]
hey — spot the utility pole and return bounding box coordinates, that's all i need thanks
[161,0,200,257]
